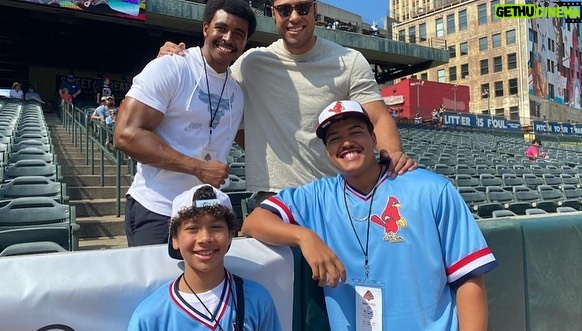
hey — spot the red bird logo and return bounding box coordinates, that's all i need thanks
[371,196,407,242]
[329,101,344,114]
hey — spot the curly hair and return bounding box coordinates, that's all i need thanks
[169,186,238,238]
[203,0,257,38]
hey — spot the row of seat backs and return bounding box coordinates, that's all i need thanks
[452,173,582,191]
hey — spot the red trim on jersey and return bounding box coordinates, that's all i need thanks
[446,247,492,275]
[266,197,296,224]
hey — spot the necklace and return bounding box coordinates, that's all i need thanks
[200,47,228,141]
[342,165,384,280]
[182,272,233,331]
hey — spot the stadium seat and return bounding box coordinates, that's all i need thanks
[454,174,480,188]
[226,191,254,227]
[0,226,72,255]
[525,208,548,215]
[561,165,577,175]
[241,191,258,220]
[11,139,52,153]
[0,176,67,203]
[494,164,514,176]
[502,173,525,188]
[455,164,477,176]
[556,206,578,213]
[536,185,564,212]
[229,162,246,179]
[475,164,496,176]
[542,174,561,188]
[13,133,50,145]
[224,175,246,192]
[529,164,546,176]
[522,174,544,189]
[433,163,455,177]
[0,240,67,257]
[479,174,503,187]
[9,148,56,164]
[3,159,61,182]
[457,186,503,218]
[559,174,580,188]
[492,209,518,218]
[513,165,532,176]
[560,185,582,210]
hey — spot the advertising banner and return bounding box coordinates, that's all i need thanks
[13,0,146,21]
[441,112,522,132]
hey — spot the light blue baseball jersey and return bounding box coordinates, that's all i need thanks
[128,271,281,331]
[261,168,497,331]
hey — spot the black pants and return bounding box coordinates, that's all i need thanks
[125,195,170,247]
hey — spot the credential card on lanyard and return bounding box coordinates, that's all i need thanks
[354,279,383,331]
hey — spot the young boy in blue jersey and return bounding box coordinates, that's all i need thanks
[128,185,281,331]
[242,100,498,331]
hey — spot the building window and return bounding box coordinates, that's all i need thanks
[509,106,519,120]
[509,78,518,95]
[565,89,570,103]
[398,29,405,42]
[493,56,503,72]
[529,29,537,43]
[447,14,455,34]
[480,59,489,75]
[495,108,505,117]
[459,9,467,31]
[461,64,469,79]
[478,4,487,25]
[491,0,500,22]
[492,33,501,48]
[507,53,517,69]
[506,29,516,44]
[479,37,488,51]
[506,0,515,4]
[419,23,427,41]
[421,73,428,80]
[436,18,444,37]
[448,45,456,58]
[449,66,457,81]
[481,83,490,98]
[409,26,416,43]
[460,42,468,56]
[495,81,504,97]
[447,14,456,34]
[437,69,445,82]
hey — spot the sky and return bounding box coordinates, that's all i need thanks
[319,0,389,25]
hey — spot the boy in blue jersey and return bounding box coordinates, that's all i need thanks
[242,100,498,331]
[128,185,281,331]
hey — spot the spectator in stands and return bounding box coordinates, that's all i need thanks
[332,19,339,29]
[60,87,73,107]
[128,185,281,330]
[158,0,416,204]
[59,73,82,106]
[105,108,117,126]
[242,100,498,331]
[431,108,439,126]
[526,138,547,161]
[25,85,44,103]
[10,82,23,100]
[91,96,115,122]
[370,22,379,37]
[95,76,113,105]
[115,0,257,246]
[414,112,422,125]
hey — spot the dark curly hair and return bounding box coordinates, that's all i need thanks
[170,186,238,238]
[203,0,257,38]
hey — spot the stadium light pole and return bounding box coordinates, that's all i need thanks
[410,80,424,117]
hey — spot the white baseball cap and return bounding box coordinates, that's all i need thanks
[168,184,233,260]
[316,100,373,139]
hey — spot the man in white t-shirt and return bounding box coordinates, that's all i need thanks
[114,0,257,246]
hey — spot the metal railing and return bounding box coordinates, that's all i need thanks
[59,103,135,216]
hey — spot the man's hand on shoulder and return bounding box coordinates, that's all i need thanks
[158,42,187,58]
[379,150,418,177]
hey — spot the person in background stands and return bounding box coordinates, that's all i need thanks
[25,85,44,104]
[10,82,24,100]
[59,73,82,106]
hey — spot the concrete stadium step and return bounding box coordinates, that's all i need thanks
[71,198,126,217]
[67,185,130,200]
[60,164,121,176]
[78,235,128,250]
[76,215,126,238]
[62,174,133,186]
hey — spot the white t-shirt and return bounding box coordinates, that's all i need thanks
[231,37,383,192]
[126,47,244,216]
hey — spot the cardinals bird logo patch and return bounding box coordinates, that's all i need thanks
[371,196,407,242]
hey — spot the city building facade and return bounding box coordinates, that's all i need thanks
[391,0,582,125]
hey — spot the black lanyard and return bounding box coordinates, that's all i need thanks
[342,166,383,281]
[200,48,228,140]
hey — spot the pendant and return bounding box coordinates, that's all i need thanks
[204,153,212,161]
